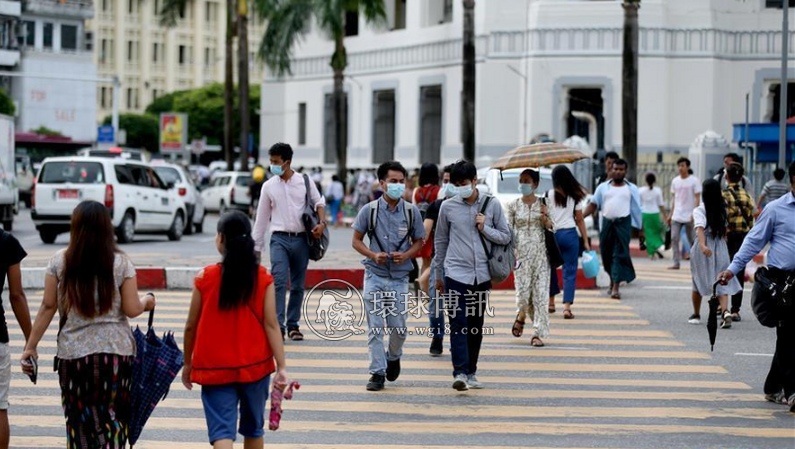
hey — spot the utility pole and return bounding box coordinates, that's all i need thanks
[779,0,789,168]
[462,0,476,163]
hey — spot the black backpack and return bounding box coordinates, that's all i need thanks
[301,174,329,261]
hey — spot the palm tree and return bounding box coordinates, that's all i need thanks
[622,0,640,182]
[462,0,476,163]
[260,0,386,182]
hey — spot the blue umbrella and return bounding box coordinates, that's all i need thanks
[129,308,184,446]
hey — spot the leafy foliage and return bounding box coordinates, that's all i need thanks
[102,113,159,152]
[0,88,15,116]
[30,126,65,137]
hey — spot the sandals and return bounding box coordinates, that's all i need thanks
[530,336,545,347]
[512,315,525,338]
[548,304,556,314]
[563,309,574,320]
[288,328,304,341]
[610,291,621,300]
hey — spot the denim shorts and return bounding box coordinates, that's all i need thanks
[200,375,271,444]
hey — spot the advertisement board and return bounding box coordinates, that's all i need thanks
[160,113,188,153]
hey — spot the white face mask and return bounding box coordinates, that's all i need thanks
[457,183,474,199]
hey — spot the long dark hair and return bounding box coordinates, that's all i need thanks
[217,211,259,310]
[645,172,656,188]
[551,165,586,207]
[702,179,727,239]
[418,163,440,187]
[61,201,118,318]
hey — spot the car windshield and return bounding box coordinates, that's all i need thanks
[496,173,553,194]
[236,176,252,187]
[40,162,105,184]
[154,167,181,185]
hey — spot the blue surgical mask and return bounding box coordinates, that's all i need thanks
[270,163,285,176]
[457,184,474,199]
[386,183,406,200]
[519,183,535,196]
[443,183,456,198]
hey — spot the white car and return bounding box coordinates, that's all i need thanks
[32,157,188,244]
[153,162,206,234]
[201,171,252,214]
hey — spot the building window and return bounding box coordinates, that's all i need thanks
[425,0,453,26]
[23,21,34,47]
[567,88,605,150]
[152,42,162,63]
[419,85,443,164]
[152,89,159,101]
[204,47,215,67]
[43,23,53,49]
[127,40,139,62]
[128,0,139,14]
[153,0,160,16]
[102,0,113,13]
[391,0,407,30]
[206,1,218,23]
[100,38,113,63]
[99,86,108,109]
[766,0,795,7]
[85,31,93,51]
[178,45,189,64]
[372,90,396,163]
[768,82,795,123]
[61,25,78,51]
[298,103,307,145]
[344,11,358,37]
[127,88,139,109]
[324,94,348,164]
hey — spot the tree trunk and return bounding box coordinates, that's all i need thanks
[622,1,639,183]
[333,35,347,183]
[224,0,235,171]
[462,0,476,163]
[238,0,250,172]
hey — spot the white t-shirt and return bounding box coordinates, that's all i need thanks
[692,204,707,229]
[638,186,664,214]
[602,184,631,219]
[670,175,702,223]
[545,190,583,231]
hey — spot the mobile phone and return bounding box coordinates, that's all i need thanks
[22,358,37,385]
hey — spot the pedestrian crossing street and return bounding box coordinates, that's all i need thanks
[6,265,795,448]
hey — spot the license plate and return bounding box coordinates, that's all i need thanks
[58,189,79,199]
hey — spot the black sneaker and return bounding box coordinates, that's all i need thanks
[429,338,443,357]
[386,358,401,382]
[366,374,385,391]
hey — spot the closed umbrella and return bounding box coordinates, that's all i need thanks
[129,308,184,446]
[706,281,720,352]
[492,142,589,171]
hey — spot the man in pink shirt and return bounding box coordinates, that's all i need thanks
[253,143,327,341]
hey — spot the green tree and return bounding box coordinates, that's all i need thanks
[102,113,159,153]
[622,0,640,182]
[462,0,476,162]
[30,126,64,137]
[144,90,187,116]
[261,0,387,181]
[0,88,15,116]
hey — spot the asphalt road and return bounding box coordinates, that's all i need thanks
[3,259,794,448]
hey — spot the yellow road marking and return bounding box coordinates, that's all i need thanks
[282,346,709,359]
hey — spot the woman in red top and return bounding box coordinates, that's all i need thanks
[182,210,287,449]
[413,163,441,294]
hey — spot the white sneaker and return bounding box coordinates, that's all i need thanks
[466,374,484,389]
[687,314,701,325]
[452,374,469,391]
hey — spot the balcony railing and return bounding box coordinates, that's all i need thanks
[23,0,94,19]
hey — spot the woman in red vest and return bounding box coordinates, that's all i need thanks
[182,210,287,449]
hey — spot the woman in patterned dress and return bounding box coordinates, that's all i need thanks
[21,201,155,448]
[507,169,553,347]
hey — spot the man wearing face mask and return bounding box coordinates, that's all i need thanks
[352,161,425,392]
[434,161,512,391]
[421,164,455,356]
[253,143,327,342]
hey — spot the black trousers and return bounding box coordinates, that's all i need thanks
[726,232,747,313]
[445,277,490,377]
[764,322,795,398]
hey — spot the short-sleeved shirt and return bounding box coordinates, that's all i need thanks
[722,184,755,234]
[352,197,425,279]
[0,230,26,344]
[639,186,664,214]
[761,179,790,207]
[670,175,702,223]
[545,190,584,231]
[47,250,137,360]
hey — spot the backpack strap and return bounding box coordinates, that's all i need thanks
[302,174,312,207]
[366,200,386,252]
[397,200,414,250]
[477,195,494,260]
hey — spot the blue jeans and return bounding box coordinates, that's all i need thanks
[362,270,409,376]
[200,375,271,444]
[270,233,310,331]
[329,199,342,225]
[445,277,490,377]
[427,260,445,339]
[554,228,580,304]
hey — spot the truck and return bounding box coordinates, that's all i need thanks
[0,114,17,231]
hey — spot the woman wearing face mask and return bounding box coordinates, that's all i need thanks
[506,169,553,347]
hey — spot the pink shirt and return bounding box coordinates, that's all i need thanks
[253,172,326,252]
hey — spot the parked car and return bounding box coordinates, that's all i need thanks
[77,147,147,162]
[15,155,34,208]
[201,171,252,214]
[153,162,206,234]
[32,157,187,244]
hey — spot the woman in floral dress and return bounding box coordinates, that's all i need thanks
[506,169,553,347]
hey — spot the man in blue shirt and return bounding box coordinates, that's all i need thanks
[352,161,425,392]
[719,161,795,413]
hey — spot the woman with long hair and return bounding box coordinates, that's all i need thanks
[688,179,741,329]
[546,166,590,319]
[507,169,553,346]
[413,163,441,294]
[21,200,155,448]
[182,210,287,449]
[639,172,666,259]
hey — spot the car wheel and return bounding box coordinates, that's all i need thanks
[117,212,135,244]
[39,228,57,244]
[2,220,11,231]
[194,213,205,234]
[167,211,184,241]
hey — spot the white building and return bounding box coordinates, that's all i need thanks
[261,0,795,170]
[12,0,96,142]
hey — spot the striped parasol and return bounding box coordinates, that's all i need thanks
[492,142,589,170]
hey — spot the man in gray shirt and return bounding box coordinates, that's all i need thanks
[352,161,424,392]
[434,161,512,391]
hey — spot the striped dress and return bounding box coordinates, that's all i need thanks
[689,205,742,297]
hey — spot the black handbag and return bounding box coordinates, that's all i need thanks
[752,267,795,328]
[540,197,563,269]
[301,174,329,261]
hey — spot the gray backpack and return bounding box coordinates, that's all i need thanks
[476,195,515,285]
[366,199,415,252]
